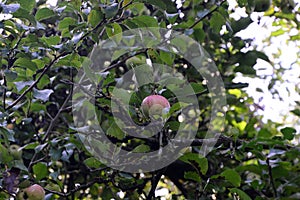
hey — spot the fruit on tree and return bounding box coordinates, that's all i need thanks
[17,184,45,200]
[141,95,170,117]
[6,123,14,130]
[254,0,271,12]
[9,144,22,160]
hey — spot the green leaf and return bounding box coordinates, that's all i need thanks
[165,12,178,24]
[0,127,15,142]
[112,88,132,104]
[229,188,251,200]
[271,28,285,37]
[135,0,176,12]
[13,7,36,25]
[237,0,247,7]
[4,69,18,82]
[130,15,158,27]
[19,0,36,11]
[190,82,206,94]
[166,121,180,131]
[184,171,201,182]
[103,3,119,19]
[84,157,104,168]
[291,109,300,117]
[14,57,37,71]
[58,17,76,30]
[42,36,61,46]
[132,144,150,153]
[180,153,208,175]
[234,65,256,75]
[272,165,289,179]
[33,162,48,181]
[22,142,39,150]
[254,50,270,62]
[33,88,54,102]
[88,9,103,27]
[55,53,82,68]
[231,17,253,33]
[258,128,272,139]
[49,148,62,161]
[69,0,81,10]
[37,74,50,89]
[35,7,55,21]
[13,160,28,171]
[106,22,122,43]
[107,122,126,140]
[159,51,174,65]
[280,127,296,140]
[136,0,166,10]
[0,144,13,164]
[210,12,225,33]
[221,169,241,187]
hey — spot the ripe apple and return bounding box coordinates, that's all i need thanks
[9,144,22,160]
[141,95,170,117]
[18,184,45,200]
[254,0,271,12]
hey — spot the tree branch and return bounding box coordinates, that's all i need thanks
[266,158,278,198]
[44,177,109,197]
[147,168,167,200]
[6,52,69,111]
[2,71,7,110]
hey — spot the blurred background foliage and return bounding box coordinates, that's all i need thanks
[0,0,299,199]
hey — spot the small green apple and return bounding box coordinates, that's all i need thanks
[141,95,170,117]
[9,144,22,160]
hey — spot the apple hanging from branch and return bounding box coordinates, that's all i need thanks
[9,144,22,160]
[141,95,170,118]
[17,184,45,200]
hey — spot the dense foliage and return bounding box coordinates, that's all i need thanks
[0,0,299,199]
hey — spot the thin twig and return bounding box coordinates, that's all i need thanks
[189,0,227,29]
[2,71,6,110]
[266,158,278,198]
[41,91,72,143]
[44,177,109,197]
[6,52,69,110]
[100,49,147,72]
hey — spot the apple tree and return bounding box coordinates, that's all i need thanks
[0,0,299,199]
